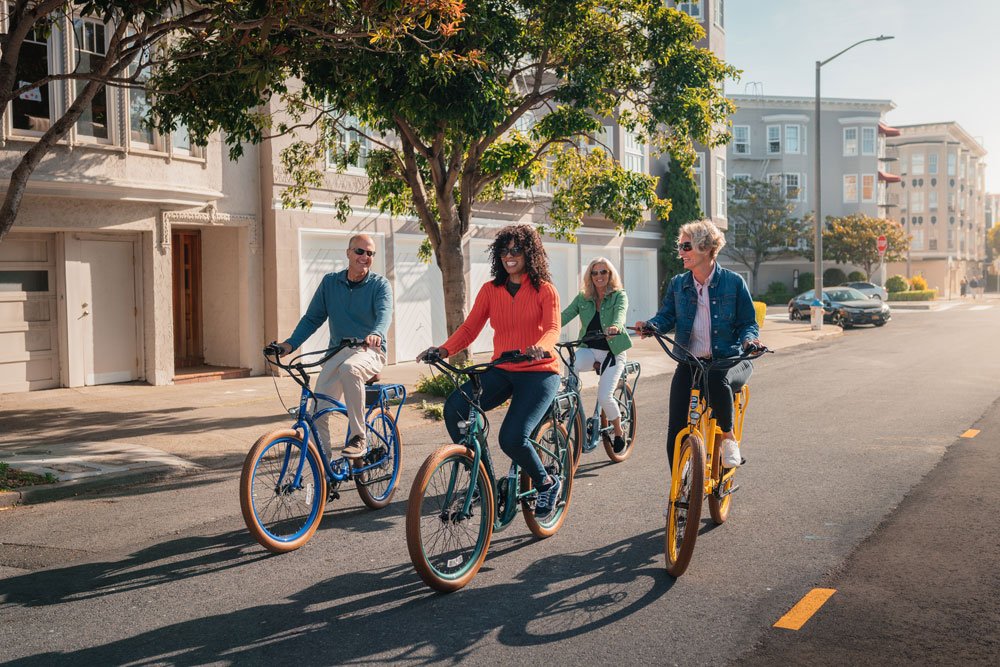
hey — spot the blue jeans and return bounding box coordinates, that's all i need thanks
[444,368,561,487]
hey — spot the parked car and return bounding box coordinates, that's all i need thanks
[788,288,891,328]
[841,281,889,300]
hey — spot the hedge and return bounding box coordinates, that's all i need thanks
[888,289,937,301]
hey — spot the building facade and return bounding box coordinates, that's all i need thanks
[884,123,988,296]
[722,94,897,293]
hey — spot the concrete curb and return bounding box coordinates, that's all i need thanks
[0,489,22,509]
[10,465,189,506]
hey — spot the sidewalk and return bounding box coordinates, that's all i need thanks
[0,317,839,507]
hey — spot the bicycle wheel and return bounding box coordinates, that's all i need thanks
[355,411,402,510]
[522,420,574,538]
[602,382,638,463]
[570,407,585,471]
[664,433,705,577]
[406,445,495,593]
[240,429,327,553]
[709,434,735,525]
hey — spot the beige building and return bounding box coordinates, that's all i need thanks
[884,122,988,296]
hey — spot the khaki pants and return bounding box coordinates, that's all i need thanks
[313,346,385,457]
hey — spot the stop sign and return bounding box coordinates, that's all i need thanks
[877,235,888,255]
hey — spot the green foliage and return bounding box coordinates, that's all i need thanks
[415,369,461,397]
[758,281,791,306]
[847,270,866,282]
[420,400,445,421]
[659,154,702,290]
[821,214,909,279]
[988,225,1000,259]
[888,289,937,301]
[885,274,909,293]
[797,272,814,292]
[910,274,928,291]
[823,267,847,286]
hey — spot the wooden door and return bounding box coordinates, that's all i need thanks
[172,230,203,368]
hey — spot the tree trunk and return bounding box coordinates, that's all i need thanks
[435,220,470,363]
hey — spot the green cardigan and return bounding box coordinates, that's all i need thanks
[561,289,632,355]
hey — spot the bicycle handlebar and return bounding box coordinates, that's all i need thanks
[627,325,771,370]
[420,348,550,376]
[263,338,369,388]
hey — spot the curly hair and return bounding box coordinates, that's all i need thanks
[488,224,552,290]
[678,219,726,260]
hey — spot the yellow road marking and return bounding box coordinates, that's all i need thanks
[774,588,837,630]
[961,429,980,438]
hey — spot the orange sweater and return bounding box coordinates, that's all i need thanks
[442,280,561,374]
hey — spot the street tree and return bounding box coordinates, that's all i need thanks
[822,213,909,279]
[0,0,465,242]
[723,177,810,293]
[988,224,1000,259]
[147,1,737,347]
[658,154,702,293]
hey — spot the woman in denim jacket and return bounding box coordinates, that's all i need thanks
[635,219,761,469]
[561,257,632,453]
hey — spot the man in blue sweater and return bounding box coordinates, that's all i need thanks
[278,233,393,459]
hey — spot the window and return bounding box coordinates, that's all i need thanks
[947,152,956,176]
[172,124,192,156]
[948,192,955,210]
[767,125,780,154]
[676,2,702,20]
[713,0,724,27]
[730,173,750,201]
[583,125,615,155]
[959,159,966,179]
[929,191,938,210]
[770,173,803,202]
[127,46,155,148]
[326,115,371,172]
[899,154,908,174]
[693,153,705,214]
[911,190,924,213]
[623,130,646,174]
[927,152,938,175]
[10,22,54,133]
[843,128,858,156]
[72,18,110,141]
[911,228,923,250]
[843,174,858,202]
[733,125,750,154]
[911,153,924,175]
[861,127,876,155]
[785,125,800,154]
[716,156,726,218]
[947,229,954,249]
[861,174,875,202]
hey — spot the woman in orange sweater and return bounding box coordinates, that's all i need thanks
[417,225,563,517]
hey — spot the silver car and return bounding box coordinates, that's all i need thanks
[841,281,889,301]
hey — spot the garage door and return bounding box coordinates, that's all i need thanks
[393,236,446,362]
[298,231,384,356]
[0,233,59,392]
[624,248,659,325]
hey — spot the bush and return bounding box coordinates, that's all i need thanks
[847,270,866,282]
[823,267,847,286]
[797,272,814,292]
[887,289,936,301]
[414,369,460,397]
[757,281,791,306]
[910,274,928,291]
[885,274,909,293]
[420,400,444,421]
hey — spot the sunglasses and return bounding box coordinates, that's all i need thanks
[590,269,609,276]
[351,248,376,257]
[676,241,695,252]
[499,246,524,257]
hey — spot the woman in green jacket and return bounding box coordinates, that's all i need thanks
[561,256,633,453]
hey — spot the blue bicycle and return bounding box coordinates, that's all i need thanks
[239,339,406,553]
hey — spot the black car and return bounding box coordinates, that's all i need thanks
[788,288,891,328]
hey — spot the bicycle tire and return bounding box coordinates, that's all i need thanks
[522,420,574,538]
[664,433,705,577]
[602,382,638,463]
[355,411,402,509]
[240,429,327,553]
[708,434,734,524]
[570,407,585,471]
[406,445,495,593]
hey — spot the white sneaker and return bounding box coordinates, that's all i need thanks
[721,438,742,468]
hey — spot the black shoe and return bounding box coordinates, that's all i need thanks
[612,435,627,453]
[534,476,562,519]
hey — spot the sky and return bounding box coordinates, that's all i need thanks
[723,0,999,191]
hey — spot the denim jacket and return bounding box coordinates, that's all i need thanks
[647,265,758,359]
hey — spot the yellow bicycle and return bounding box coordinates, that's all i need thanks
[632,326,769,577]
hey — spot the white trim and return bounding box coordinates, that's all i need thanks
[838,116,882,125]
[761,114,810,123]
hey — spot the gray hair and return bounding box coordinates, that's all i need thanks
[678,219,726,259]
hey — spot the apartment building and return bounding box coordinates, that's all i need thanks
[884,123,987,295]
[724,94,897,292]
[654,1,730,231]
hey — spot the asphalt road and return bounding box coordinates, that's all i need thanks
[1,302,998,665]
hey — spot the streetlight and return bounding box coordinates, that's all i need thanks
[812,34,894,330]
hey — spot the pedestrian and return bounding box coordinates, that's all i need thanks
[960,276,968,298]
[976,276,986,299]
[969,276,979,300]
[276,233,392,460]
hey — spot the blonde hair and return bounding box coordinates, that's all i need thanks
[581,256,624,300]
[678,219,726,259]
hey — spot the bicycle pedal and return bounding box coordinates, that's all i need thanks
[327,490,340,501]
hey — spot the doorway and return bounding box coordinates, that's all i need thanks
[172,230,203,368]
[79,238,139,385]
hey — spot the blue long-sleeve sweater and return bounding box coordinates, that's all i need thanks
[285,270,393,353]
